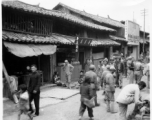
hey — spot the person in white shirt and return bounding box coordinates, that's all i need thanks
[101,58,109,72]
[63,60,74,89]
[116,81,146,120]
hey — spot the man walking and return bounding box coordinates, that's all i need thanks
[28,64,41,117]
[118,57,124,88]
[127,57,135,84]
[116,81,146,120]
[85,65,100,106]
[134,59,143,84]
[63,60,74,89]
[104,66,116,112]
[114,57,120,87]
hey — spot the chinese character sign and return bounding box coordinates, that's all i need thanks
[125,20,140,43]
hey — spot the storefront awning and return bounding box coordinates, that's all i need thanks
[127,41,139,46]
[91,39,120,46]
[109,35,127,42]
[4,42,56,57]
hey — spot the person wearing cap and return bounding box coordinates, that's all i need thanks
[116,81,146,120]
[128,57,135,84]
[97,60,103,87]
[63,60,74,89]
[85,65,100,106]
[84,59,91,73]
[118,57,125,88]
[134,59,144,84]
[126,56,132,79]
[100,65,110,96]
[100,58,109,76]
[114,57,121,87]
[104,66,116,112]
[97,60,103,77]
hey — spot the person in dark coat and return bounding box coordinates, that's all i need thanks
[85,65,100,106]
[118,58,125,88]
[28,64,41,117]
[79,76,94,120]
[104,66,116,112]
[114,57,120,87]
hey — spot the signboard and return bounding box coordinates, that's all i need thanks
[75,37,93,46]
[125,20,140,43]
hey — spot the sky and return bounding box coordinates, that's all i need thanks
[16,0,151,33]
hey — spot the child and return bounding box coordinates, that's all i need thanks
[78,70,85,85]
[79,76,94,120]
[17,84,33,120]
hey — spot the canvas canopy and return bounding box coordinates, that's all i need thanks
[4,42,57,57]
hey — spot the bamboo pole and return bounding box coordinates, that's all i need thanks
[3,61,18,103]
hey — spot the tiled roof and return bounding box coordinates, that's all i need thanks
[2,31,75,45]
[2,31,120,46]
[91,39,120,46]
[2,0,115,32]
[53,3,125,28]
[109,35,127,42]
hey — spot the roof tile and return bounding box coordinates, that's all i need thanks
[3,31,120,46]
[2,0,115,32]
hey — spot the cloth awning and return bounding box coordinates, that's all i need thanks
[4,42,57,57]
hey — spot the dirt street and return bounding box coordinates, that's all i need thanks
[3,77,149,120]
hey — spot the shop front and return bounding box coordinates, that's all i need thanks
[125,20,140,59]
[92,38,120,68]
[127,42,139,59]
[56,36,93,83]
[3,41,57,85]
[109,35,127,57]
[2,30,59,87]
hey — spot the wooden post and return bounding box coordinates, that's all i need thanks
[3,61,18,103]
[38,56,40,70]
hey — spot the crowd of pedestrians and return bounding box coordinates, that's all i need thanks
[14,55,149,120]
[78,55,150,120]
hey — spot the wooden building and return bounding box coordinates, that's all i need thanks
[2,1,120,85]
[139,30,150,55]
[53,3,126,59]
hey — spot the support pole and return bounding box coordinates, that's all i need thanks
[3,61,18,103]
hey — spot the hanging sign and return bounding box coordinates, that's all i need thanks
[74,37,92,46]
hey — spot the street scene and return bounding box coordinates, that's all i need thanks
[2,0,150,120]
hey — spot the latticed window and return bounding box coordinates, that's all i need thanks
[2,8,52,36]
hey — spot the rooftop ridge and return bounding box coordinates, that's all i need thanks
[53,2,125,28]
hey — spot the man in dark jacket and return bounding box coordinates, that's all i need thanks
[85,65,100,106]
[118,58,125,88]
[28,64,41,117]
